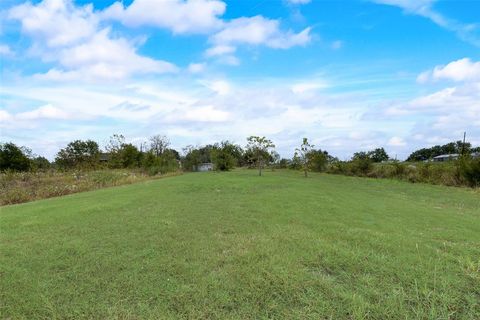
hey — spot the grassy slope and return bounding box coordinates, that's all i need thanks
[1,170,479,319]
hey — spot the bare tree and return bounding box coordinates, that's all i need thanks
[150,135,170,157]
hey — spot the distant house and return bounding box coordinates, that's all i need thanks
[99,153,110,162]
[433,152,480,162]
[433,154,459,162]
[194,163,213,172]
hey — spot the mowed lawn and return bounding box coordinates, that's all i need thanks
[1,170,479,319]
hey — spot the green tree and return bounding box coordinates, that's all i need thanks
[295,138,314,177]
[368,147,389,163]
[211,141,243,171]
[351,151,373,175]
[120,144,142,168]
[246,136,275,176]
[0,142,31,171]
[308,150,328,172]
[32,156,50,171]
[55,140,100,169]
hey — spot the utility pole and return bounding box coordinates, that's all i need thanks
[461,131,466,156]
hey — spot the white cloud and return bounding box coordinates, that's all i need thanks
[0,110,13,122]
[205,15,311,64]
[291,81,328,94]
[211,16,311,49]
[417,58,480,83]
[16,104,74,120]
[102,0,226,34]
[0,104,92,131]
[0,44,13,56]
[8,0,177,81]
[54,28,176,80]
[372,0,480,46]
[387,136,406,146]
[371,0,434,13]
[203,80,231,95]
[187,63,206,74]
[8,0,98,48]
[173,105,230,122]
[205,45,236,57]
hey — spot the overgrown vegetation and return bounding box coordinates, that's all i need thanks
[327,158,480,187]
[0,169,180,205]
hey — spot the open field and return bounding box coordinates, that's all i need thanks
[1,170,479,319]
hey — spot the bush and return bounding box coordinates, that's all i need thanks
[350,157,373,176]
[458,157,480,187]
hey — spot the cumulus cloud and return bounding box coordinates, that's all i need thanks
[205,15,311,63]
[0,104,92,131]
[102,0,226,34]
[8,0,98,48]
[417,58,480,83]
[8,0,177,81]
[211,16,311,49]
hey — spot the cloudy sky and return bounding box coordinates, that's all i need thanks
[0,0,479,160]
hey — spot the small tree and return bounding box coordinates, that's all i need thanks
[105,134,126,168]
[246,136,275,176]
[295,138,314,177]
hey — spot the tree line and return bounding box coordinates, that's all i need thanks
[1,135,479,178]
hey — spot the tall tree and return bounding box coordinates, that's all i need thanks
[246,136,275,176]
[150,135,170,157]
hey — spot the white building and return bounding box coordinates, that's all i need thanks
[433,154,459,162]
[195,163,213,172]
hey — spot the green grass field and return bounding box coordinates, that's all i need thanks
[1,170,479,319]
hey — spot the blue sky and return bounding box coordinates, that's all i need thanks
[1,0,479,160]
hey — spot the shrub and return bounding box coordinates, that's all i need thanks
[458,157,480,187]
[350,157,373,176]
